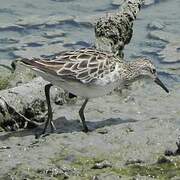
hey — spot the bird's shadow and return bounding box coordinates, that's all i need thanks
[53,117,138,133]
[0,117,138,141]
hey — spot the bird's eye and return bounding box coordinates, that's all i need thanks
[152,68,156,74]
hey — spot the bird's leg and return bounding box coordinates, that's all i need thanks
[42,83,55,134]
[79,98,89,132]
[50,120,56,133]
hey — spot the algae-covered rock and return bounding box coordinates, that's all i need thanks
[0,59,36,90]
[0,77,10,90]
[0,77,59,130]
[9,60,36,87]
[0,64,12,90]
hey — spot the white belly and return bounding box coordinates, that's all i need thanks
[35,70,120,98]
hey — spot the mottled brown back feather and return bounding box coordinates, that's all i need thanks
[21,48,117,83]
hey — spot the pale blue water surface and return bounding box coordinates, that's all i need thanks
[0,0,180,85]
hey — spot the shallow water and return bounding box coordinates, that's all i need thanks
[0,0,180,86]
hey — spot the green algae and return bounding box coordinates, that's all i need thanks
[72,156,105,168]
[74,157,180,179]
[0,77,10,90]
[2,154,180,180]
[111,161,180,179]
[0,165,43,180]
[51,151,180,179]
[0,64,13,90]
[0,164,68,180]
[2,143,180,180]
[51,149,112,179]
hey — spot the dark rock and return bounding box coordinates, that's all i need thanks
[164,149,175,156]
[92,160,112,169]
[157,156,171,164]
[125,159,144,165]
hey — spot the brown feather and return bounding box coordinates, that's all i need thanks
[20,48,117,83]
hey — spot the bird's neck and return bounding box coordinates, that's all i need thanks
[118,62,141,84]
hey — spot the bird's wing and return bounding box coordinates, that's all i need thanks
[20,48,117,83]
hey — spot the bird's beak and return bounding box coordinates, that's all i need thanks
[154,77,169,93]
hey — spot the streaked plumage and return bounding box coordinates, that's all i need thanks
[35,48,117,83]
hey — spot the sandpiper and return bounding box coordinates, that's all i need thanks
[20,48,169,134]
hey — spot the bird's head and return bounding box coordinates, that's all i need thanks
[131,58,169,93]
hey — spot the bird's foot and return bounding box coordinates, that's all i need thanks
[35,129,56,139]
[35,122,56,139]
[82,126,93,133]
[35,132,50,139]
[82,128,89,133]
[50,121,56,133]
